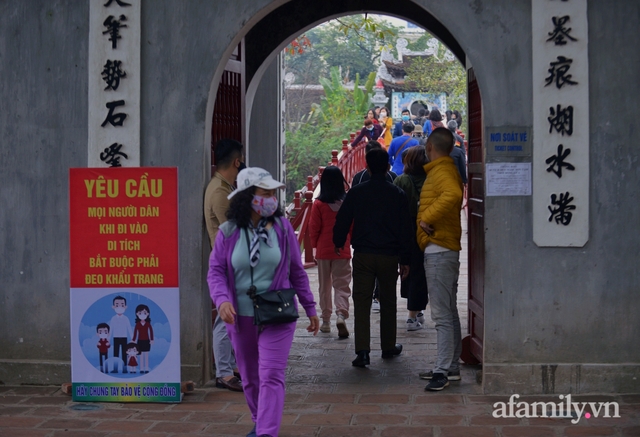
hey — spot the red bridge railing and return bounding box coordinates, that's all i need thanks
[286,133,367,268]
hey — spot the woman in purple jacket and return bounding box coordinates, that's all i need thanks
[350,118,382,148]
[208,167,319,437]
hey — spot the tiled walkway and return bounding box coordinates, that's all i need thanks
[1,214,639,436]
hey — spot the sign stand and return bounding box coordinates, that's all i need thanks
[69,167,180,402]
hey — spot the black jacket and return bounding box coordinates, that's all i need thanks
[351,169,397,186]
[333,174,412,265]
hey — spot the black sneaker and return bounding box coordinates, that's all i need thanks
[419,370,461,381]
[424,373,449,391]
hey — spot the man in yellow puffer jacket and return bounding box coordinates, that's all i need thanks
[416,128,464,392]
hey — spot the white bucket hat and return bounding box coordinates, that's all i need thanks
[227,167,285,199]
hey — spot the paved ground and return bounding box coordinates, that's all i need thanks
[1,213,639,436]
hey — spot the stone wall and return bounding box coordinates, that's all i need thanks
[0,0,638,393]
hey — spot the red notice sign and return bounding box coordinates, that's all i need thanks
[69,168,178,288]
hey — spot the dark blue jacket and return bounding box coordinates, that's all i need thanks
[450,146,467,184]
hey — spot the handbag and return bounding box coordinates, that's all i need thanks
[249,288,299,325]
[244,228,299,325]
[394,136,413,159]
[378,127,387,148]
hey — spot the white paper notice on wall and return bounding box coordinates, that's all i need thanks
[486,163,531,197]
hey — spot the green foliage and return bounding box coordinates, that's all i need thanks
[404,35,467,129]
[285,15,399,85]
[284,31,327,85]
[285,65,375,199]
[316,67,351,121]
[282,15,399,197]
[311,67,376,123]
[353,71,377,115]
[284,118,359,201]
[334,15,398,52]
[407,33,431,52]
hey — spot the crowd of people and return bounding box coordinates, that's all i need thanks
[352,106,467,183]
[204,109,466,436]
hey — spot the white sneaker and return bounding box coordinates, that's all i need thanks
[371,299,380,313]
[320,321,331,333]
[406,318,423,331]
[417,312,426,324]
[336,315,349,338]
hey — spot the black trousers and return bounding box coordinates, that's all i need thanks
[400,240,428,312]
[113,337,127,363]
[352,252,399,352]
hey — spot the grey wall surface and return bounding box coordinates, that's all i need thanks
[0,2,89,384]
[248,56,281,178]
[479,1,640,393]
[0,0,638,393]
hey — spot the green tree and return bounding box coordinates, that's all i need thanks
[283,15,399,197]
[284,15,399,85]
[311,67,376,122]
[285,67,376,199]
[404,35,467,126]
[284,31,328,86]
[312,15,399,82]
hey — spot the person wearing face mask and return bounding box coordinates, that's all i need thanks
[378,106,393,148]
[132,304,154,374]
[350,118,382,148]
[208,167,319,437]
[204,139,246,393]
[108,295,133,373]
[393,108,415,138]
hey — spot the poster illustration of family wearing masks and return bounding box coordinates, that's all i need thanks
[70,288,180,402]
[81,292,168,376]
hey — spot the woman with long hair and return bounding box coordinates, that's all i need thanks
[378,106,393,148]
[132,304,153,373]
[452,110,464,133]
[208,167,319,437]
[394,147,429,332]
[366,108,379,124]
[308,166,352,338]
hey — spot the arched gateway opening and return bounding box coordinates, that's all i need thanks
[205,0,485,388]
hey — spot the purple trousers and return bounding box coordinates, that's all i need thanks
[226,316,296,437]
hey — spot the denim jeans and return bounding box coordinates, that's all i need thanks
[213,313,237,378]
[425,250,461,374]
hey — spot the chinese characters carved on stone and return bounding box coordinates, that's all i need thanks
[103,15,128,49]
[100,143,129,167]
[548,192,575,226]
[545,144,575,178]
[547,15,578,46]
[101,60,127,91]
[547,104,573,136]
[545,56,578,89]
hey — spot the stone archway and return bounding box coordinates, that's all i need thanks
[205,0,486,382]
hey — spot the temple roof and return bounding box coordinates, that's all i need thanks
[380,77,422,93]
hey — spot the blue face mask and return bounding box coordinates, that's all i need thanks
[402,115,410,121]
[366,126,374,131]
